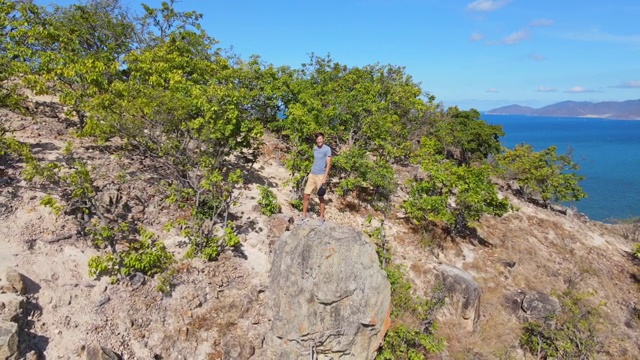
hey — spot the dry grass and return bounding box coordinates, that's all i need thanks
[430,194,640,359]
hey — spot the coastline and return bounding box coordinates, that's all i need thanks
[484,113,640,121]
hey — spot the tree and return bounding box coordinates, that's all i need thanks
[0,0,27,109]
[430,106,504,164]
[403,138,510,235]
[85,4,261,260]
[494,143,586,206]
[274,54,436,207]
[10,0,135,128]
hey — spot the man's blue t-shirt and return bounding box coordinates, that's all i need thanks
[311,145,332,175]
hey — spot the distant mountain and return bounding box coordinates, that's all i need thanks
[486,99,640,120]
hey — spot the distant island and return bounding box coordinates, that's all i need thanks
[486,99,640,120]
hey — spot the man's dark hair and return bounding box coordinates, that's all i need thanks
[315,132,325,139]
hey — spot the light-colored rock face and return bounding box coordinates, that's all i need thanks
[0,267,23,360]
[0,318,18,359]
[264,223,391,359]
[435,264,482,332]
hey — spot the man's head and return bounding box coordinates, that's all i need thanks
[315,132,325,147]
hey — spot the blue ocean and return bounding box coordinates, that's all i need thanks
[482,114,640,223]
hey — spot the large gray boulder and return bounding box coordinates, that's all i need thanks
[435,264,482,332]
[264,223,391,359]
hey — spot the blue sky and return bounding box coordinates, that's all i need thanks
[37,0,640,110]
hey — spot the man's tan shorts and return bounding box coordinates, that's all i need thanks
[304,174,325,195]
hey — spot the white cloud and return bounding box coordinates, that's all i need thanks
[530,18,555,27]
[502,30,531,45]
[486,88,499,93]
[536,86,556,92]
[528,53,545,61]
[466,0,511,12]
[469,32,485,42]
[612,80,640,88]
[566,86,593,93]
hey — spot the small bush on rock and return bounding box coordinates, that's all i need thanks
[258,185,281,216]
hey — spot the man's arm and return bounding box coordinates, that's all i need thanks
[323,153,332,184]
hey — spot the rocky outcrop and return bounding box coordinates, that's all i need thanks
[506,290,560,324]
[0,267,25,360]
[435,264,482,332]
[263,223,391,359]
[0,321,18,359]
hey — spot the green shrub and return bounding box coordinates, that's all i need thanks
[184,223,240,261]
[289,198,303,212]
[520,290,604,359]
[258,185,281,216]
[374,227,445,359]
[377,324,444,360]
[39,195,63,216]
[88,226,174,280]
[430,107,504,164]
[495,144,586,206]
[404,137,510,235]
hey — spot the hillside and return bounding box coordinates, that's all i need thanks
[487,99,640,120]
[3,2,640,358]
[1,101,639,359]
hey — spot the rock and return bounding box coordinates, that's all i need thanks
[435,264,482,332]
[0,293,22,322]
[505,290,560,325]
[85,345,121,360]
[266,214,294,239]
[499,260,516,268]
[0,321,18,359]
[521,292,560,321]
[264,223,391,359]
[96,295,111,308]
[0,268,26,295]
[504,290,526,316]
[127,273,145,289]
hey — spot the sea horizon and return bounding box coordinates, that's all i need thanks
[483,112,640,121]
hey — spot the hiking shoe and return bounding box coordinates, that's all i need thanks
[296,216,309,225]
[317,218,325,226]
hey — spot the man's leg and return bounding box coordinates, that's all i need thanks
[299,174,316,223]
[302,194,310,217]
[319,196,326,219]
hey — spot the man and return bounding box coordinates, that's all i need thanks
[298,132,332,225]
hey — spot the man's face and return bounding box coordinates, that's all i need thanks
[316,135,324,147]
